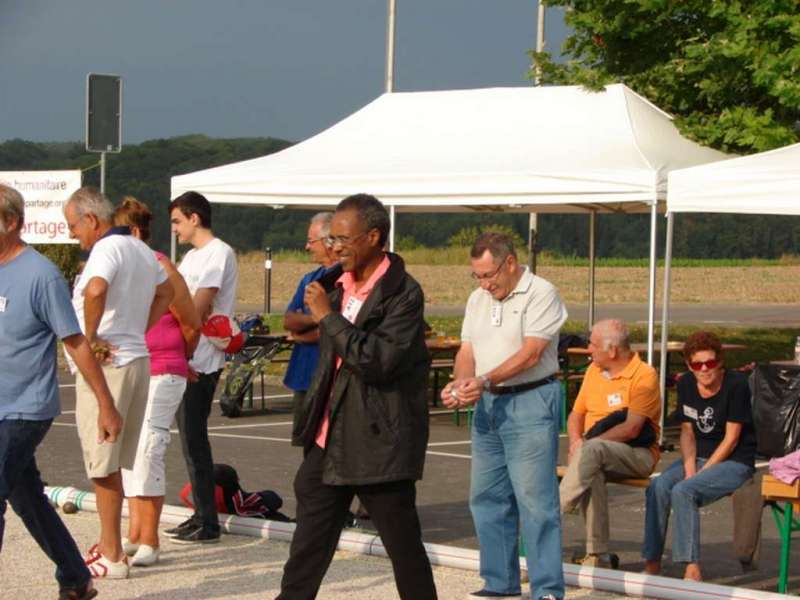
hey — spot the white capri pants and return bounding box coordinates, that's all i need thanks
[122,373,187,497]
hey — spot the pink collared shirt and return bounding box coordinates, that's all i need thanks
[315,255,391,448]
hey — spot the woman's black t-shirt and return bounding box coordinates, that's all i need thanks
[677,370,757,467]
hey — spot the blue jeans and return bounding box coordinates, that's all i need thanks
[470,381,564,599]
[0,419,91,591]
[642,457,754,564]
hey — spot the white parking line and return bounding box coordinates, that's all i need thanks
[50,420,473,457]
[195,432,292,443]
[206,421,293,430]
[426,450,470,459]
[212,393,293,405]
[427,440,471,447]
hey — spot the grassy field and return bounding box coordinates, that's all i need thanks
[237,249,799,381]
[237,251,800,306]
[260,248,800,267]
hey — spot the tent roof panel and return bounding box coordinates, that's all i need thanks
[171,84,727,210]
[668,142,800,215]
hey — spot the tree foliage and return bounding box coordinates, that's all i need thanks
[447,224,526,250]
[531,1,800,153]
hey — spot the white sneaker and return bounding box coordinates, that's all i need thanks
[131,544,160,567]
[85,544,130,579]
[121,537,140,556]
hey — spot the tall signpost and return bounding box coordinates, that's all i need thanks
[385,0,397,251]
[86,73,122,193]
[528,2,546,273]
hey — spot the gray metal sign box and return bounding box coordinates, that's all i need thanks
[86,73,122,153]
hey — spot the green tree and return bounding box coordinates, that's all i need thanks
[447,224,526,250]
[531,1,800,153]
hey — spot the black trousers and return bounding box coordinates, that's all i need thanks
[277,445,437,600]
[176,369,221,530]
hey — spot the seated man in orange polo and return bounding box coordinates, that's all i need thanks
[560,319,661,568]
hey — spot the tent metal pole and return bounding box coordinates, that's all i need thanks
[170,232,176,263]
[385,0,397,93]
[646,201,658,365]
[588,210,596,329]
[658,211,674,445]
[389,205,396,252]
[527,212,538,273]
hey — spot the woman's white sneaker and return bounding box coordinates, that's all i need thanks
[121,537,140,556]
[131,544,160,567]
[85,544,130,579]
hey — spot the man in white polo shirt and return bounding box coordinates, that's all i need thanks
[64,187,173,579]
[165,191,238,544]
[442,232,567,600]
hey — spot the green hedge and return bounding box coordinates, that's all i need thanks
[35,244,81,285]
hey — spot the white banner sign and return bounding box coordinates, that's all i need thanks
[0,170,81,244]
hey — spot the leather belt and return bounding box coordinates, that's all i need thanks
[489,375,557,395]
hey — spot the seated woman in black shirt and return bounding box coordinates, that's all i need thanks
[641,331,756,581]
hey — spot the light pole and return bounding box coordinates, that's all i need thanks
[386,0,397,251]
[528,2,546,272]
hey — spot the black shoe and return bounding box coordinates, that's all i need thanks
[163,517,197,538]
[169,524,221,544]
[58,581,98,600]
[466,591,521,598]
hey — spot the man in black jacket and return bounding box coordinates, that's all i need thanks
[276,194,437,600]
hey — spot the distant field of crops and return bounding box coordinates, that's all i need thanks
[237,251,800,307]
[264,248,800,268]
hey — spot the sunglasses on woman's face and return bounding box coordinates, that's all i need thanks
[689,358,720,371]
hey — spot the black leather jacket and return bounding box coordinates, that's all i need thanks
[291,253,431,485]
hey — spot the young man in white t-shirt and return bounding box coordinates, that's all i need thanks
[64,187,173,579]
[166,191,238,544]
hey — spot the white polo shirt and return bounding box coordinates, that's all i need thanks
[72,233,167,367]
[178,237,238,374]
[461,267,567,385]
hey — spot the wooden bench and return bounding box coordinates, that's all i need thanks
[553,465,762,569]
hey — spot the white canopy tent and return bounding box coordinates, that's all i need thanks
[659,142,800,438]
[172,84,727,361]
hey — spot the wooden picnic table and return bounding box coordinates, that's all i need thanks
[425,336,461,354]
[565,341,747,357]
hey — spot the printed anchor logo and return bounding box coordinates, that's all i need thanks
[697,407,715,433]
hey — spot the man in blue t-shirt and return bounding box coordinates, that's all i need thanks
[0,184,119,600]
[284,212,336,433]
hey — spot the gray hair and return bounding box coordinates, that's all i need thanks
[470,231,517,262]
[592,319,631,352]
[66,186,115,223]
[310,211,334,237]
[0,184,25,231]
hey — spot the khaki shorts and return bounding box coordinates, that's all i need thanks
[76,357,150,479]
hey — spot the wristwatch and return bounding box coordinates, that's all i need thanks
[478,375,491,391]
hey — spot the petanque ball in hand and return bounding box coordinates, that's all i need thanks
[62,501,79,514]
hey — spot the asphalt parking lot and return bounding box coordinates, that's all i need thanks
[27,371,800,596]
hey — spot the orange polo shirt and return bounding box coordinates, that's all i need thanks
[572,353,662,464]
